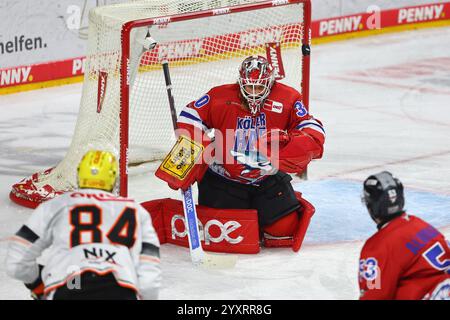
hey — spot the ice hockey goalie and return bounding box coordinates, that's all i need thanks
[150,55,325,254]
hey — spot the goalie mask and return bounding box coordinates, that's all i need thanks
[238,55,275,114]
[362,171,405,224]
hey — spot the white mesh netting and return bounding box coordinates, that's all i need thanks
[16,0,307,199]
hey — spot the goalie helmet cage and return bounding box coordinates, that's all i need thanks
[10,0,312,209]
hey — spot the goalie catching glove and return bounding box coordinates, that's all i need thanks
[259,128,324,174]
[155,134,209,191]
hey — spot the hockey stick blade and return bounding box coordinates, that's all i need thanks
[200,252,238,270]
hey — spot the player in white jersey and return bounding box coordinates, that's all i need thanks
[6,150,161,300]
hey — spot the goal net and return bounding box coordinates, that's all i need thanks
[10,0,311,208]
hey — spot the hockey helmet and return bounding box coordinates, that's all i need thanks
[77,150,118,192]
[238,55,275,114]
[362,171,405,222]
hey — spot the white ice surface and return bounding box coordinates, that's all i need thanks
[1,27,450,300]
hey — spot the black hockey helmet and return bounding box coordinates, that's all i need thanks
[362,171,405,223]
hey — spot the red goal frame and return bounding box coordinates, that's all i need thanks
[119,0,312,197]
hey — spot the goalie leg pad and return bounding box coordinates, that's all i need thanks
[262,211,299,248]
[141,198,260,254]
[262,192,315,252]
[292,194,315,252]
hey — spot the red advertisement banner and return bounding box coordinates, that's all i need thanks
[312,2,450,37]
[1,2,449,91]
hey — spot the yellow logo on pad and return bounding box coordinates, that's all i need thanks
[159,135,204,180]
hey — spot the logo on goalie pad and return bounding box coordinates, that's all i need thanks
[159,135,204,179]
[141,198,260,253]
[171,214,243,245]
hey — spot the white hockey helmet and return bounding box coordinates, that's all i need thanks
[238,55,275,114]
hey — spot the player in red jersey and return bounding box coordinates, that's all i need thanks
[156,55,325,252]
[359,171,450,300]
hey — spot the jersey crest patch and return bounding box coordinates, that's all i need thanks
[234,113,267,153]
[263,100,283,113]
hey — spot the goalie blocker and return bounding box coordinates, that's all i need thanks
[141,191,314,254]
[155,132,210,191]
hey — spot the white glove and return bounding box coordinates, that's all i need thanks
[230,150,278,175]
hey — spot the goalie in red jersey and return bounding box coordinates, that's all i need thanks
[359,171,450,300]
[155,55,325,252]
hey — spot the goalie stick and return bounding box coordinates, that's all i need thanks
[161,60,237,269]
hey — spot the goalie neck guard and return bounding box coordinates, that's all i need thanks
[238,55,275,115]
[362,171,405,225]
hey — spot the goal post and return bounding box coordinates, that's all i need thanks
[10,0,312,208]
